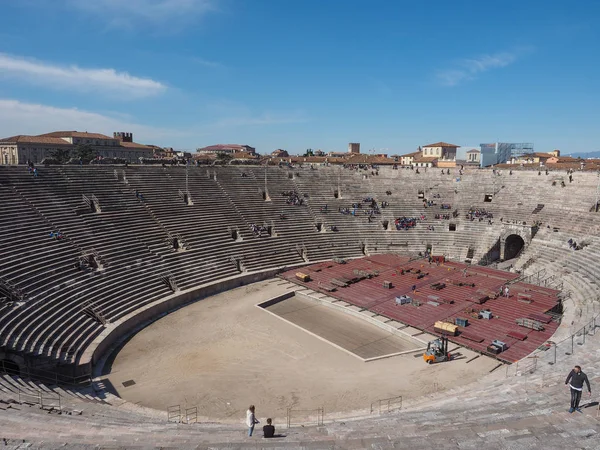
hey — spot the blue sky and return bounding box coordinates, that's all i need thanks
[0,0,598,156]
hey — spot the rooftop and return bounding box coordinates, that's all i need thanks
[0,135,74,145]
[118,141,154,150]
[423,141,460,148]
[39,131,114,140]
[399,151,421,157]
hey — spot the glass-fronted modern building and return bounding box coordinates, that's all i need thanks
[479,142,534,167]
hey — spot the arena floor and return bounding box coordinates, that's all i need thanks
[103,279,500,423]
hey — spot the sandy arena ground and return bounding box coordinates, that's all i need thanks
[103,279,500,423]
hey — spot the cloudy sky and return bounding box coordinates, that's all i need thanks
[1,0,599,155]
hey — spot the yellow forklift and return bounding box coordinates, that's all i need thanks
[423,335,451,364]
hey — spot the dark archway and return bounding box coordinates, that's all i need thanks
[504,234,525,260]
[0,359,20,376]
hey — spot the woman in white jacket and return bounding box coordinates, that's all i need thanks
[246,405,259,436]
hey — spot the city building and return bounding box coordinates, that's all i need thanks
[509,150,560,165]
[348,143,360,154]
[0,131,153,164]
[271,149,289,157]
[399,151,421,166]
[421,142,459,167]
[411,155,438,168]
[479,142,534,167]
[466,149,481,164]
[196,144,256,155]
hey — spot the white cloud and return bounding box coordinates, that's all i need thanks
[192,57,223,69]
[0,99,180,142]
[0,99,308,147]
[0,53,166,98]
[436,49,528,87]
[66,0,218,28]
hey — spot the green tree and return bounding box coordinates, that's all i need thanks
[49,148,72,164]
[303,148,314,157]
[216,152,233,163]
[75,144,97,162]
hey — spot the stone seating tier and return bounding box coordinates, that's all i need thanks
[0,165,599,375]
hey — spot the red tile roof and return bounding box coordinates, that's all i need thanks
[118,141,153,150]
[231,152,259,159]
[422,142,460,148]
[39,131,114,140]
[0,135,73,145]
[399,151,421,157]
[198,144,253,151]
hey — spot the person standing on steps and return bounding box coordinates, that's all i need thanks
[246,405,259,436]
[565,365,591,413]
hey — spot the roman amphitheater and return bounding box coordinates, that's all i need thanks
[0,163,599,449]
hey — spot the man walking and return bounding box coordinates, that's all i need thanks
[565,365,591,413]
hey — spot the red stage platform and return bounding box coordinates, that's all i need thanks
[281,254,561,364]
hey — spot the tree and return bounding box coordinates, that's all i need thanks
[303,149,314,157]
[49,148,72,164]
[216,152,233,163]
[75,144,97,163]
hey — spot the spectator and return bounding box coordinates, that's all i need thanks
[263,418,275,438]
[246,405,259,436]
[565,365,591,413]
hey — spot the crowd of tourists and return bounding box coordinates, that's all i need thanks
[281,191,304,205]
[338,196,385,219]
[395,216,419,230]
[467,208,493,221]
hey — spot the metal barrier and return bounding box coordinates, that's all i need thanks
[167,404,181,422]
[370,395,403,415]
[0,360,91,387]
[286,407,324,428]
[184,406,198,424]
[40,391,62,411]
[17,389,42,406]
[506,311,599,377]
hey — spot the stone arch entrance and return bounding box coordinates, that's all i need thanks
[0,352,25,376]
[504,234,525,260]
[499,225,532,260]
[0,359,21,375]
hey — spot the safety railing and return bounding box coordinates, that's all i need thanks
[0,360,91,388]
[506,311,599,377]
[286,407,324,428]
[370,395,403,415]
[184,406,198,424]
[167,404,181,422]
[5,385,61,411]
